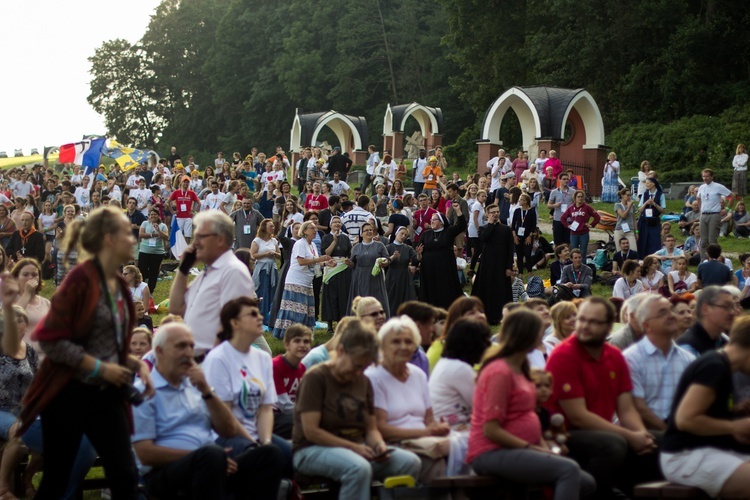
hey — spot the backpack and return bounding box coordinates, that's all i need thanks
[547,284,576,306]
[526,276,545,298]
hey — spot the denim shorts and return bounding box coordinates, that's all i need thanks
[0,409,19,441]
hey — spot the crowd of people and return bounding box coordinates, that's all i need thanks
[0,142,749,499]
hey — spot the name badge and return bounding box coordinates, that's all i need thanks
[570,221,580,231]
[244,225,253,235]
[621,222,630,233]
[645,208,653,218]
[415,226,423,235]
[180,203,187,212]
[428,175,434,181]
[517,227,525,237]
[148,238,157,247]
[560,204,568,212]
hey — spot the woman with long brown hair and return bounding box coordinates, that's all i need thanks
[426,296,486,371]
[467,310,594,499]
[19,207,154,498]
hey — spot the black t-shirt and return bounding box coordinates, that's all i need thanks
[613,249,639,268]
[41,188,61,205]
[663,351,743,452]
[387,213,410,243]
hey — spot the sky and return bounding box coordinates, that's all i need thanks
[0,0,161,155]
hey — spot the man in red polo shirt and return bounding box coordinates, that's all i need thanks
[169,176,200,242]
[545,297,661,499]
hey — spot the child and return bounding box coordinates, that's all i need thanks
[133,299,153,332]
[531,369,568,456]
[272,324,312,439]
[130,327,153,368]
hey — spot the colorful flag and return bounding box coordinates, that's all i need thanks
[101,140,154,171]
[58,138,105,175]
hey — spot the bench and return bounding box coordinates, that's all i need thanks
[430,475,542,499]
[634,481,711,498]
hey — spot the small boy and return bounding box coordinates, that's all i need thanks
[272,325,312,439]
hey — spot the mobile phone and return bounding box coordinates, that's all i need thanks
[372,446,396,460]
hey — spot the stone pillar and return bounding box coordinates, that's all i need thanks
[291,152,300,168]
[583,146,609,197]
[390,132,404,158]
[477,142,501,174]
[383,135,393,156]
[351,150,368,166]
[427,134,443,153]
[536,139,561,158]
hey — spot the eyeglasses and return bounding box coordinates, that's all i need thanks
[709,303,738,312]
[193,232,218,241]
[576,318,610,326]
[238,311,261,319]
[363,310,386,318]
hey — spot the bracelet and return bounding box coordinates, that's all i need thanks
[88,359,101,379]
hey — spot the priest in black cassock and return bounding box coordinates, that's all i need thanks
[471,203,514,325]
[6,211,46,265]
[417,203,467,310]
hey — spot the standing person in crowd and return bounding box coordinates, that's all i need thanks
[418,204,466,310]
[467,190,487,275]
[7,212,45,265]
[471,204,513,325]
[268,222,302,329]
[422,156,443,196]
[137,209,169,294]
[544,150,562,179]
[676,285,738,357]
[326,146,353,180]
[341,195,376,244]
[467,309,596,500]
[0,205,17,250]
[559,248,593,298]
[445,183,469,253]
[546,297,661,498]
[12,258,50,335]
[560,190,600,257]
[272,221,332,339]
[133,323,283,500]
[614,188,637,252]
[732,143,748,197]
[320,216,352,334]
[412,149,427,197]
[293,319,421,500]
[385,227,419,317]
[697,168,733,261]
[511,193,537,275]
[412,193,437,245]
[230,197,264,249]
[547,172,575,246]
[169,211,263,359]
[346,222,390,317]
[363,145,380,195]
[637,177,666,258]
[19,207,154,499]
[623,295,695,432]
[250,219,280,325]
[601,152,620,203]
[169,176,200,243]
[37,200,57,265]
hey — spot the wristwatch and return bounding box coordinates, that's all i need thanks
[201,388,215,400]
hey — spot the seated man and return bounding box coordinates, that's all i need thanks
[678,201,700,236]
[654,235,684,274]
[608,294,648,351]
[6,212,45,264]
[559,248,593,298]
[677,285,738,357]
[696,244,733,288]
[546,297,662,498]
[623,295,695,431]
[611,237,639,276]
[133,323,283,500]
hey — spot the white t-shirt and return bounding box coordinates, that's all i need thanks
[12,181,33,198]
[131,188,152,215]
[668,271,697,293]
[74,186,90,207]
[203,192,224,211]
[697,181,731,213]
[468,201,485,238]
[640,271,665,293]
[285,238,317,287]
[428,358,475,426]
[330,180,350,196]
[612,277,645,299]
[126,174,145,188]
[203,341,276,440]
[261,172,274,187]
[365,363,430,430]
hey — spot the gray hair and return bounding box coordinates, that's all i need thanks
[697,286,734,320]
[193,211,233,248]
[635,294,666,331]
[377,315,421,346]
[622,293,649,323]
[153,322,192,351]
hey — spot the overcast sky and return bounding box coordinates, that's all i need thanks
[0,0,161,155]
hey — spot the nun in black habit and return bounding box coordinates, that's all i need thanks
[417,205,467,310]
[471,203,514,325]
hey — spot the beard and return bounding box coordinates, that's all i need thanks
[577,333,607,348]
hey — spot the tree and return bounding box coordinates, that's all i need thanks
[88,39,168,149]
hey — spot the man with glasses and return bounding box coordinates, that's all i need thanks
[677,285,739,357]
[546,297,661,499]
[623,295,696,431]
[169,211,267,360]
[547,173,574,246]
[697,168,733,260]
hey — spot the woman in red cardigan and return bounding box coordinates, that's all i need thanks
[561,190,600,257]
[20,206,154,499]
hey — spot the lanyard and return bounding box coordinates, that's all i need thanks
[573,269,582,284]
[520,210,528,225]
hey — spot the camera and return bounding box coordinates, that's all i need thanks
[120,383,145,406]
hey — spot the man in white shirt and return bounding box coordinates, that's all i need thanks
[412,149,427,197]
[202,181,224,211]
[126,170,145,188]
[697,168,733,260]
[363,144,380,196]
[535,149,547,171]
[487,149,512,194]
[341,195,376,244]
[130,178,152,216]
[329,171,350,196]
[168,211,268,357]
[12,173,34,198]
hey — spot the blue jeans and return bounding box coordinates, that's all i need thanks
[293,445,421,500]
[570,232,590,256]
[21,417,98,500]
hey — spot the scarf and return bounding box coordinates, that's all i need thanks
[19,226,37,247]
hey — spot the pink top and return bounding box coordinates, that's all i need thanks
[466,358,541,463]
[544,158,562,179]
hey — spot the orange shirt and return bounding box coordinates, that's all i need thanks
[422,165,442,189]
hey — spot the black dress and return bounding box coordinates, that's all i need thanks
[268,235,297,328]
[385,243,419,316]
[320,233,352,323]
[418,215,467,310]
[471,222,514,325]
